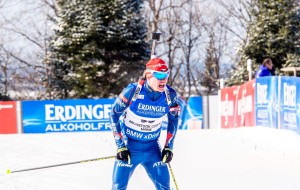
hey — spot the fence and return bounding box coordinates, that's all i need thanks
[0,96,206,134]
[219,76,300,134]
[4,76,298,134]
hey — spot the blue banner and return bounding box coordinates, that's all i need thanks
[255,77,279,128]
[298,80,300,134]
[279,77,300,132]
[179,96,203,129]
[22,99,115,133]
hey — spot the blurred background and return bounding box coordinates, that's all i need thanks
[0,0,299,101]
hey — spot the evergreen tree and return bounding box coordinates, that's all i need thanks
[227,0,300,85]
[50,0,149,98]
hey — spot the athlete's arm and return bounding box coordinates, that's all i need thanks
[110,83,136,148]
[165,87,180,149]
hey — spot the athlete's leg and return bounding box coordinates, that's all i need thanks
[111,160,137,190]
[142,144,171,190]
[144,161,170,190]
[112,139,145,190]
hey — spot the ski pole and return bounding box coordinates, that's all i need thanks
[168,163,179,190]
[6,155,115,174]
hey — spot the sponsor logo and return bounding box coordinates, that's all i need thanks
[283,83,296,107]
[221,93,234,127]
[125,128,160,140]
[43,104,113,132]
[153,161,166,167]
[257,84,268,104]
[238,89,253,125]
[117,162,133,168]
[45,104,112,122]
[143,131,160,139]
[0,104,13,110]
[126,128,143,138]
[152,63,167,68]
[137,95,144,99]
[137,103,166,112]
[45,122,111,132]
[128,120,161,131]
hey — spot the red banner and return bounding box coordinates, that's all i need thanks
[236,80,255,126]
[220,80,256,128]
[0,101,18,134]
[220,86,238,128]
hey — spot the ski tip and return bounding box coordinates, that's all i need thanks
[6,169,11,174]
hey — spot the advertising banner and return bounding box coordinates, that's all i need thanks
[255,77,279,128]
[236,80,255,127]
[179,96,203,129]
[297,79,300,134]
[22,99,115,133]
[279,77,299,131]
[0,101,18,134]
[220,86,238,128]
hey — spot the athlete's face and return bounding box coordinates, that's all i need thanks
[146,71,168,92]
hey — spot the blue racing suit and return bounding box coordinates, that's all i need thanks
[110,80,180,190]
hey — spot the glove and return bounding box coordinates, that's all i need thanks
[162,146,173,163]
[116,147,131,164]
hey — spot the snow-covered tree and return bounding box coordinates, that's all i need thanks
[227,0,300,85]
[50,0,149,98]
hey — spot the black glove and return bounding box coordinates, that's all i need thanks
[116,147,131,164]
[162,146,173,163]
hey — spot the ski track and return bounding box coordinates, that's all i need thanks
[0,127,300,190]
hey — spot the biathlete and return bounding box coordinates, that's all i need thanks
[110,57,180,190]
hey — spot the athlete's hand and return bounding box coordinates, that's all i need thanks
[162,146,173,163]
[116,147,131,164]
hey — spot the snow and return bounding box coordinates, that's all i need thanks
[1,127,300,190]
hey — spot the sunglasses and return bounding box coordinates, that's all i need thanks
[148,70,170,80]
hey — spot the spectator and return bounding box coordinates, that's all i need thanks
[255,58,275,78]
